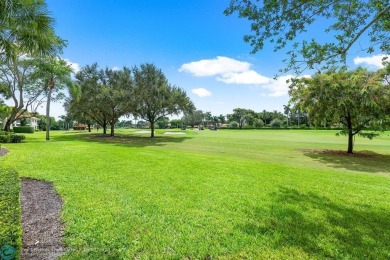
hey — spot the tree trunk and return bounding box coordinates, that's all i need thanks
[298,114,300,128]
[110,123,115,137]
[46,86,52,141]
[103,123,107,134]
[4,108,19,132]
[347,129,354,154]
[150,122,155,138]
[4,118,12,132]
[88,123,91,132]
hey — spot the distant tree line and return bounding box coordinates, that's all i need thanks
[177,108,308,129]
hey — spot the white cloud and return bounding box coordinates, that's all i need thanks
[192,88,212,97]
[64,59,81,74]
[261,75,310,97]
[217,70,270,84]
[180,56,310,97]
[112,66,120,71]
[179,56,250,77]
[179,56,270,85]
[354,54,389,69]
[260,76,292,97]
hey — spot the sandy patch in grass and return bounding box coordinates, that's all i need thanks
[135,130,152,134]
[164,132,185,135]
[0,147,9,157]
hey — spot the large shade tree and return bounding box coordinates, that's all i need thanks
[225,0,390,74]
[289,66,390,153]
[227,108,256,129]
[99,67,133,136]
[68,64,133,136]
[132,63,195,137]
[0,53,42,131]
[67,64,110,134]
[181,110,204,127]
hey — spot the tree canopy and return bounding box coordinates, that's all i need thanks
[132,63,195,137]
[68,64,133,136]
[289,66,390,153]
[227,108,256,129]
[182,110,204,127]
[0,0,65,59]
[0,52,40,131]
[225,0,390,74]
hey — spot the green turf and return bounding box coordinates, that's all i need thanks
[1,129,390,259]
[0,168,21,259]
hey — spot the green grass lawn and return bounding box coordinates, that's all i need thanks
[0,168,21,259]
[1,129,390,259]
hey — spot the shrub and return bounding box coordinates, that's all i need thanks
[270,118,283,128]
[0,135,10,143]
[229,121,239,128]
[254,119,265,128]
[10,134,25,143]
[13,126,34,133]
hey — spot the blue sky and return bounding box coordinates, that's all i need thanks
[40,0,387,119]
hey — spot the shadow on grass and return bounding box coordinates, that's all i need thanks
[51,132,192,148]
[302,149,390,174]
[238,187,390,258]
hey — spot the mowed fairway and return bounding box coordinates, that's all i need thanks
[1,129,390,259]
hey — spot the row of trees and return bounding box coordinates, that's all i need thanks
[66,63,195,137]
[0,2,194,139]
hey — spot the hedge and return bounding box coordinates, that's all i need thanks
[0,135,10,143]
[0,134,25,143]
[12,126,34,133]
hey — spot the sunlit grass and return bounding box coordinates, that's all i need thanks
[1,129,390,258]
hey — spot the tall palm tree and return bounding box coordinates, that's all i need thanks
[0,0,65,60]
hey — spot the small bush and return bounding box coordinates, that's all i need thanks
[10,134,25,143]
[254,119,265,128]
[229,121,239,128]
[13,126,34,133]
[270,119,283,128]
[0,135,10,143]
